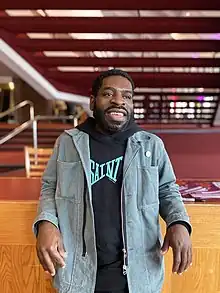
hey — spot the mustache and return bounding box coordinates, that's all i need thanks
[104,106,128,115]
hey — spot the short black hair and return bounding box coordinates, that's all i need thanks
[91,68,135,97]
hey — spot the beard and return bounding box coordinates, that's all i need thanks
[93,103,133,134]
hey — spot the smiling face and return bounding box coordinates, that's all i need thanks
[90,75,134,133]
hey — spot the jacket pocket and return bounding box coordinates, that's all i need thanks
[56,160,83,203]
[53,250,76,292]
[137,166,159,210]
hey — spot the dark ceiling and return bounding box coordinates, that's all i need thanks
[0,0,219,125]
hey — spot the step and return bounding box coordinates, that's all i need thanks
[2,138,57,144]
[0,122,73,153]
[0,165,24,173]
[0,129,68,135]
[0,122,73,130]
[0,144,54,150]
[0,131,62,137]
[0,168,26,177]
[0,151,24,164]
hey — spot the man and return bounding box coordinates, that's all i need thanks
[33,69,192,293]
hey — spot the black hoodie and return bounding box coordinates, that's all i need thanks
[77,118,140,291]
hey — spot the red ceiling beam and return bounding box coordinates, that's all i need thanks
[0,0,219,10]
[35,57,220,68]
[0,10,7,16]
[47,78,88,96]
[47,72,220,88]
[1,17,220,33]
[134,92,220,96]
[16,39,220,52]
[0,29,46,75]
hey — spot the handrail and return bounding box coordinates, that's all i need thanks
[32,115,78,160]
[0,100,34,120]
[35,114,77,123]
[0,99,84,164]
[31,110,84,156]
[0,113,79,163]
[32,115,75,161]
[0,100,35,148]
[0,115,78,146]
[0,120,33,145]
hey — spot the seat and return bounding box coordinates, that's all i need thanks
[24,146,53,178]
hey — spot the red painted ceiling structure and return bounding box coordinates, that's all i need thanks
[0,0,219,124]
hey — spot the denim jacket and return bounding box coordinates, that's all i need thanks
[33,128,190,293]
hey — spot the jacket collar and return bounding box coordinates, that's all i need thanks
[64,128,153,183]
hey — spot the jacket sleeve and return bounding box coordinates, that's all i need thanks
[32,136,60,236]
[158,140,191,230]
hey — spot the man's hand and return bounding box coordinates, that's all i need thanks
[161,224,192,275]
[36,221,66,276]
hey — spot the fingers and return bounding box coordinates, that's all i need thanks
[177,248,188,275]
[48,245,66,268]
[173,245,192,275]
[172,247,181,274]
[185,245,192,271]
[37,249,56,276]
[57,239,66,260]
[161,235,170,255]
[37,243,66,276]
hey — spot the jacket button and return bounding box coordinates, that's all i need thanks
[145,151,151,157]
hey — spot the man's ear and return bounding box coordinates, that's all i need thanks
[90,95,95,111]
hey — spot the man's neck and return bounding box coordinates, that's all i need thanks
[95,124,118,135]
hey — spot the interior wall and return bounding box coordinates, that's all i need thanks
[157,132,220,179]
[13,78,54,123]
[0,178,219,293]
[0,89,10,121]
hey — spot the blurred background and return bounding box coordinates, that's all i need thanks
[0,1,220,293]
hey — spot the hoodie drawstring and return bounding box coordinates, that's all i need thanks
[82,172,87,257]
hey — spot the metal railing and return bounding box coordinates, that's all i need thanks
[32,115,78,158]
[0,100,35,145]
[0,101,80,163]
[0,100,34,121]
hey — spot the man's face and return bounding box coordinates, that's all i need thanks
[90,75,134,133]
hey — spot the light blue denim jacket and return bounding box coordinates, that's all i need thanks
[33,128,190,293]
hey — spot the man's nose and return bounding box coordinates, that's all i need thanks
[110,92,125,105]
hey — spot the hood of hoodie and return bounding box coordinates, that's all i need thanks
[77,117,141,145]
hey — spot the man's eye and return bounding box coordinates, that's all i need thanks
[123,95,132,100]
[103,92,113,97]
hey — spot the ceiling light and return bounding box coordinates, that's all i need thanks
[37,9,46,17]
[170,33,179,40]
[27,33,52,39]
[8,82,14,90]
[93,51,104,58]
[57,66,95,72]
[44,51,78,57]
[133,96,145,101]
[5,10,34,16]
[189,102,195,108]
[204,96,214,101]
[203,102,211,108]
[45,10,103,17]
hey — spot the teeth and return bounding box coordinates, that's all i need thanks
[109,112,123,116]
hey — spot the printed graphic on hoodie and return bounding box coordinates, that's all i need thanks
[91,156,123,186]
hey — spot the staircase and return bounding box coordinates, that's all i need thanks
[0,122,73,176]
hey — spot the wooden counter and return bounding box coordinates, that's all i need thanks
[0,178,220,293]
